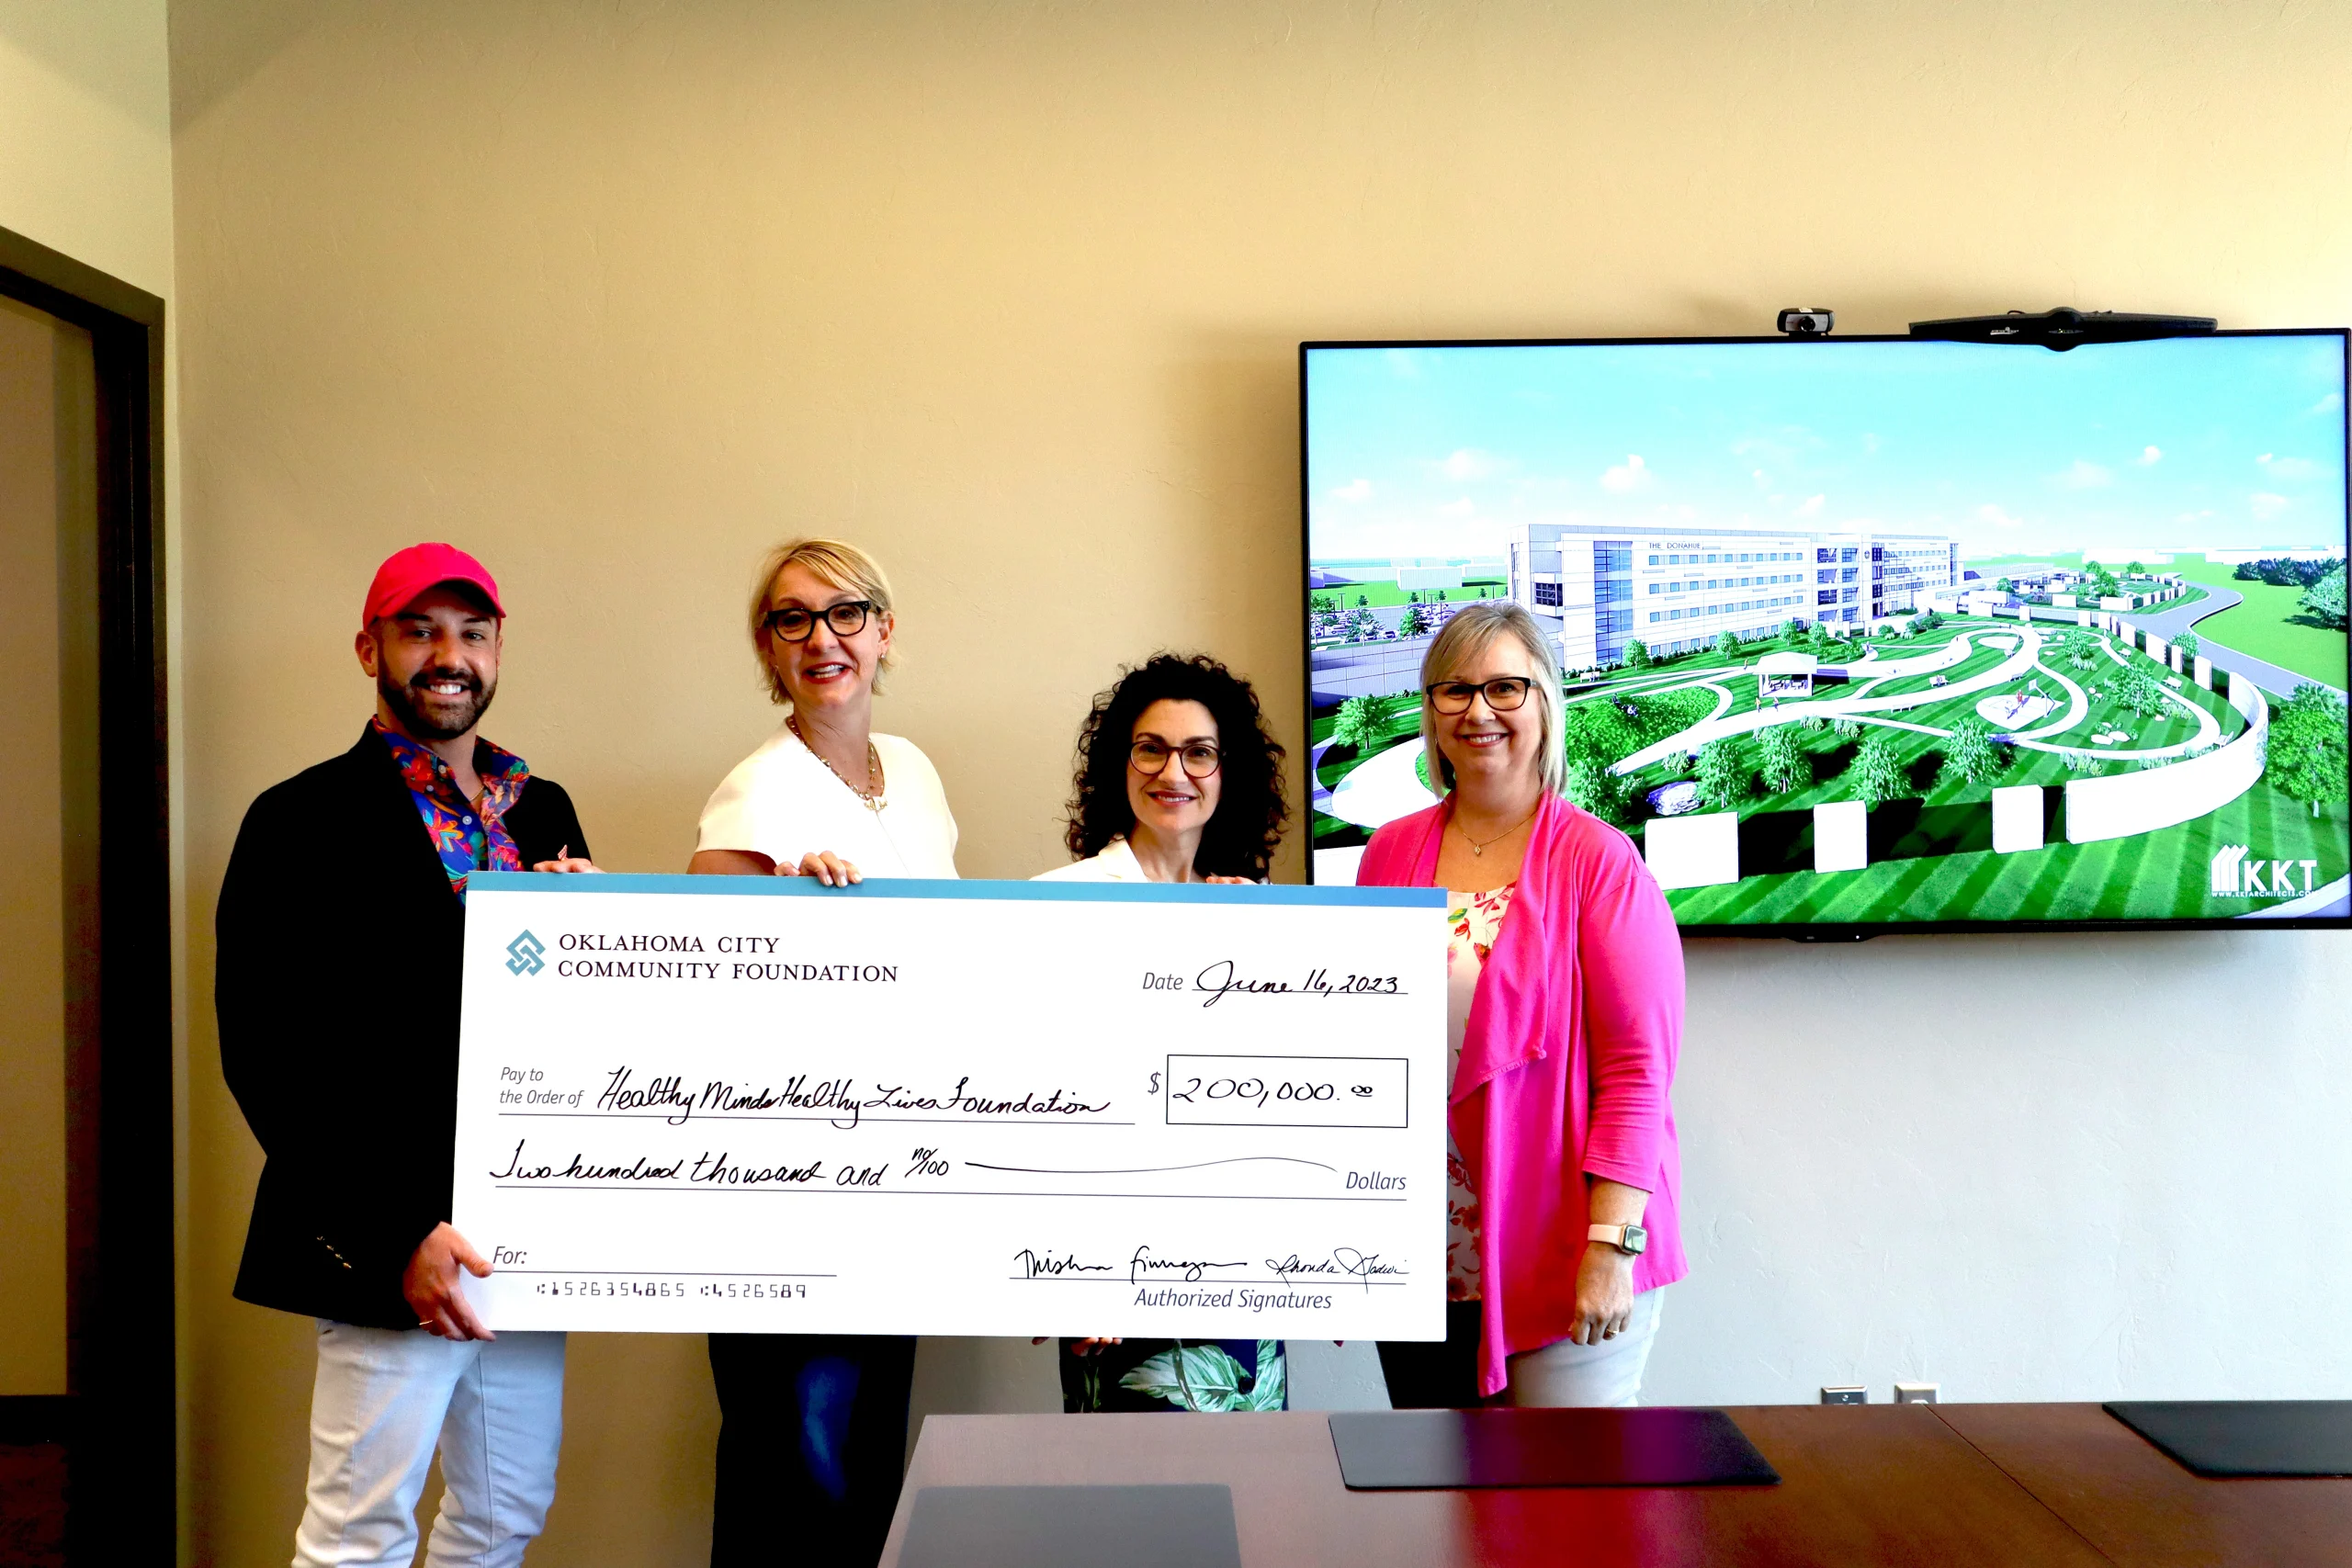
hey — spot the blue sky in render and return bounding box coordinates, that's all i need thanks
[1306,334,2347,563]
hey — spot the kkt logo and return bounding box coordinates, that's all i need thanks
[2209,846,2322,898]
[506,930,547,976]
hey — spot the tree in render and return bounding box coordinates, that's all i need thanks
[1694,739,1751,810]
[1624,638,1652,670]
[1937,716,2007,789]
[1329,694,1387,755]
[2112,660,2166,717]
[1564,757,1637,825]
[1844,732,1914,808]
[2266,684,2350,817]
[2300,563,2347,631]
[1756,722,1811,795]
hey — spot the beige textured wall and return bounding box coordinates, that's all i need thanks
[170,3,2352,1564]
[0,0,174,294]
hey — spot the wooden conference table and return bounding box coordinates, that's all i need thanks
[880,1403,2352,1566]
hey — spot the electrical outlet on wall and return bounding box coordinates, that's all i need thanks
[1819,1386,1866,1404]
[1894,1382,1939,1404]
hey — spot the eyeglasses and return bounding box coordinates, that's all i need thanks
[1425,677,1533,714]
[1129,739,1223,779]
[763,601,874,642]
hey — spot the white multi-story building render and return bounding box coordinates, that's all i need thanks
[1507,522,1961,668]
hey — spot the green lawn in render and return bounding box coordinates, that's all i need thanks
[2180,575,2348,689]
[1850,638,2016,698]
[1667,782,2345,926]
[1311,579,1508,611]
[1312,612,2310,914]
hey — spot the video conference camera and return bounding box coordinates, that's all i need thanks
[1776,308,1834,337]
[1908,306,2217,351]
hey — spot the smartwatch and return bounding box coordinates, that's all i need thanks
[1588,1222,1647,1257]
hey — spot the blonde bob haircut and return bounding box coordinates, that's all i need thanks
[1417,601,1567,798]
[747,537,897,705]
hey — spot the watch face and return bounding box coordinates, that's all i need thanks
[1623,1223,1648,1255]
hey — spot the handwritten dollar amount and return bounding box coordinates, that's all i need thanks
[1160,1054,1409,1130]
[1170,1075,1363,1109]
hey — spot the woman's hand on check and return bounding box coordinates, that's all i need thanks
[532,843,600,874]
[786,851,863,886]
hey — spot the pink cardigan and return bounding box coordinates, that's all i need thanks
[1358,791,1687,1397]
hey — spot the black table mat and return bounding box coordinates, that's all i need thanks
[899,1484,1241,1568]
[2105,1400,2352,1478]
[1329,1407,1780,1490]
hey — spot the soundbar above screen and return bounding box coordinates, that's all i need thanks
[1302,333,2350,933]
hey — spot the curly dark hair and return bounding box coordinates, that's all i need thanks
[1064,653,1289,878]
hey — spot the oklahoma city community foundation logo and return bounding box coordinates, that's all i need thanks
[2209,846,2323,899]
[506,930,547,976]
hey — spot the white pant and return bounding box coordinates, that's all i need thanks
[292,1321,566,1568]
[1501,1288,1665,1408]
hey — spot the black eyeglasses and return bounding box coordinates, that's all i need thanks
[763,601,874,642]
[1425,677,1533,714]
[1129,739,1223,779]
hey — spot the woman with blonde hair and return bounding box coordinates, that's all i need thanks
[689,538,957,1566]
[1358,602,1687,1408]
[691,537,957,884]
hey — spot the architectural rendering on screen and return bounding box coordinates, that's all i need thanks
[1306,336,2350,925]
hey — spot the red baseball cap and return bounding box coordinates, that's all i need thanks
[362,543,505,626]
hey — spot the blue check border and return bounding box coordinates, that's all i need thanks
[469,870,1445,908]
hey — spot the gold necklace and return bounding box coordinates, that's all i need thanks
[789,714,886,814]
[1455,806,1537,856]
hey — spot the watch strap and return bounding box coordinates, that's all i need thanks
[1588,1222,1646,1255]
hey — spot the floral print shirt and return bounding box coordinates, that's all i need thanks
[1444,883,1517,1301]
[372,717,528,902]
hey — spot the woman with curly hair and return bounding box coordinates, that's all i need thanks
[1037,652,1287,884]
[1035,654,1291,1412]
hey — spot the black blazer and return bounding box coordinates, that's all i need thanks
[217,726,589,1327]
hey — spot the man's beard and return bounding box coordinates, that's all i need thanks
[380,664,496,741]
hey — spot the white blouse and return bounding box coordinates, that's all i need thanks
[695,720,959,878]
[1033,836,1265,885]
[1031,836,1149,883]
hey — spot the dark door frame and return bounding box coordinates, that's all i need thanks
[0,221,173,1563]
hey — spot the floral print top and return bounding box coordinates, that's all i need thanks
[372,717,528,902]
[1058,1337,1286,1415]
[1444,883,1516,1301]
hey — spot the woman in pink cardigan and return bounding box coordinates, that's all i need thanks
[1361,602,1686,1406]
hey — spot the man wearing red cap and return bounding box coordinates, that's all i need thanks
[217,544,596,1568]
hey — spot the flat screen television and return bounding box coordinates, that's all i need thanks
[1301,332,2350,934]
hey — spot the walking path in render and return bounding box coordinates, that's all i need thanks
[2121,581,2345,701]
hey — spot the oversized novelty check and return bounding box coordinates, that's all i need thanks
[453,872,1447,1339]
